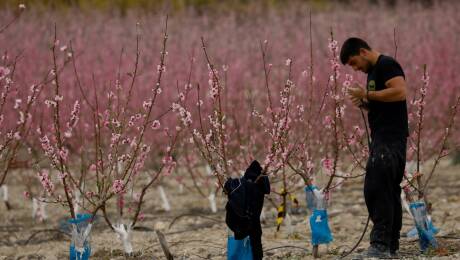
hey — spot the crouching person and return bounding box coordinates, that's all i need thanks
[225,160,270,260]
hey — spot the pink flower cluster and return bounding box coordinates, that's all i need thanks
[323,115,333,129]
[162,155,176,176]
[0,66,10,80]
[65,100,80,137]
[143,99,152,110]
[39,135,59,167]
[112,179,125,194]
[321,158,334,176]
[207,66,220,99]
[343,74,353,89]
[57,171,68,180]
[172,102,192,126]
[151,120,161,130]
[133,144,151,175]
[412,69,429,121]
[37,170,54,195]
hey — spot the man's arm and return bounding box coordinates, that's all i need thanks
[367,76,407,102]
[348,76,407,104]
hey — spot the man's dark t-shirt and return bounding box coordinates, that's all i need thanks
[367,55,409,140]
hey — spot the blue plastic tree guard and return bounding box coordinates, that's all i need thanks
[407,216,439,238]
[227,235,253,260]
[409,201,438,252]
[68,213,92,260]
[304,185,318,211]
[309,209,333,246]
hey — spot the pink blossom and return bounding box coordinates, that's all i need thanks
[354,125,365,136]
[165,161,176,176]
[89,164,97,172]
[40,135,59,166]
[323,115,333,129]
[111,119,121,128]
[306,160,315,170]
[112,179,125,194]
[64,131,72,138]
[178,92,185,101]
[128,116,135,127]
[37,170,54,195]
[210,84,218,99]
[151,120,161,130]
[162,155,173,165]
[58,171,68,180]
[67,101,80,129]
[59,148,69,161]
[321,158,333,175]
[347,135,357,146]
[137,212,145,221]
[107,91,115,99]
[133,192,142,202]
[143,99,152,110]
[110,133,121,147]
[172,102,180,112]
[118,195,125,209]
[173,104,192,126]
[157,65,166,73]
[0,66,10,80]
[44,100,57,108]
[328,40,338,52]
[422,75,430,85]
[14,99,22,109]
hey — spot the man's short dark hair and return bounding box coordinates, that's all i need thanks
[340,38,371,65]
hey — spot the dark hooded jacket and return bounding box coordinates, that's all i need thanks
[224,160,270,260]
[243,160,270,260]
[243,160,270,222]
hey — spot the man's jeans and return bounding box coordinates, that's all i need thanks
[364,136,407,252]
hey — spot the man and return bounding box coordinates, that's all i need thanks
[340,38,408,258]
[225,160,270,260]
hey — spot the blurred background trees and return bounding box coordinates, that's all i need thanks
[0,0,437,15]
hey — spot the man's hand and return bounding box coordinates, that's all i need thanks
[350,95,363,107]
[347,83,366,107]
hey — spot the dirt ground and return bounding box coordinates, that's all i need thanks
[0,159,459,259]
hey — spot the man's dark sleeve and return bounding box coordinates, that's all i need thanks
[223,178,232,194]
[381,58,405,84]
[258,176,270,195]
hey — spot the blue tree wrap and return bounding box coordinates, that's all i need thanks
[304,185,318,211]
[309,209,333,246]
[227,235,253,260]
[407,217,439,238]
[409,201,438,252]
[68,213,92,260]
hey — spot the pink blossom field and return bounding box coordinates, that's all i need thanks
[0,1,459,259]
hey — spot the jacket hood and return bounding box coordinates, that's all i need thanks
[243,160,262,181]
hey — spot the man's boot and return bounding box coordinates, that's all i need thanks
[352,243,391,259]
